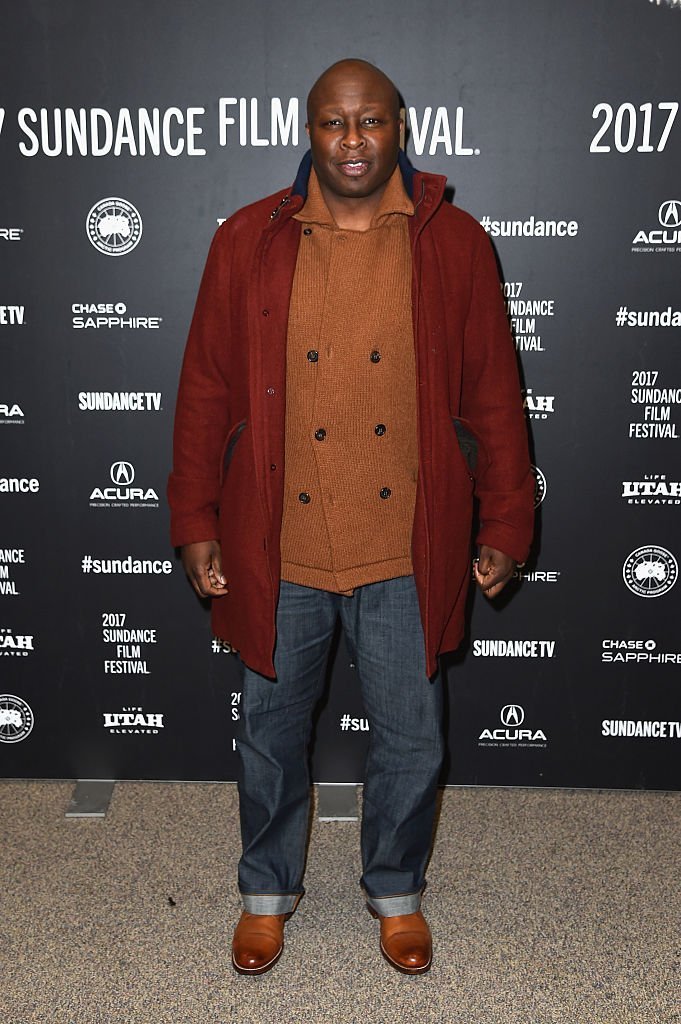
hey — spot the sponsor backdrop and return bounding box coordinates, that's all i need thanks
[1,0,680,789]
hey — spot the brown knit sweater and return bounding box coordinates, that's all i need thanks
[279,166,417,594]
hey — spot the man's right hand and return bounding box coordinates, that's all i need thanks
[181,540,229,599]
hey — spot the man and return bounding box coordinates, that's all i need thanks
[168,59,534,976]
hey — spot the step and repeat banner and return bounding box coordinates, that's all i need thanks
[1,0,680,788]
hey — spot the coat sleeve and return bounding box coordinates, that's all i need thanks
[460,229,534,563]
[167,226,233,548]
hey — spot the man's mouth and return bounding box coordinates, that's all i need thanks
[337,159,370,177]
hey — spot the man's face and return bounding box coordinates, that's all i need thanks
[306,65,402,202]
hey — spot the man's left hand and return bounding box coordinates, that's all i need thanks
[473,545,517,599]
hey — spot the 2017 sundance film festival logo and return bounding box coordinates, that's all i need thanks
[623,545,678,598]
[0,549,25,597]
[0,695,34,743]
[629,369,680,440]
[89,461,159,509]
[478,704,547,748]
[503,283,556,354]
[632,199,681,253]
[102,611,157,676]
[86,198,142,256]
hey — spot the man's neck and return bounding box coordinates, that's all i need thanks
[316,180,390,232]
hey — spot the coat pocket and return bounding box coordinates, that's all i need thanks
[219,419,247,486]
[451,417,488,476]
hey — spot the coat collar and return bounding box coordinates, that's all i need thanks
[286,149,446,227]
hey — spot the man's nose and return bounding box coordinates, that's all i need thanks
[340,121,365,148]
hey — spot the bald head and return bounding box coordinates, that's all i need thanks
[304,58,404,224]
[307,59,400,123]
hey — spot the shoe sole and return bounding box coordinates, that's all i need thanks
[232,943,284,976]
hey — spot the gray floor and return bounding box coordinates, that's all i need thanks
[1,781,679,1024]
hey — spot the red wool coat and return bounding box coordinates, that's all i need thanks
[168,151,534,678]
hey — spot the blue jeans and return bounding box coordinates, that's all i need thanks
[234,575,445,917]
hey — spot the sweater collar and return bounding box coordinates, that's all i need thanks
[293,165,414,228]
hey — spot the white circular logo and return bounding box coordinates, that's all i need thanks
[0,694,34,743]
[659,200,681,228]
[110,461,135,486]
[531,465,547,508]
[500,704,525,727]
[623,545,678,598]
[86,198,143,256]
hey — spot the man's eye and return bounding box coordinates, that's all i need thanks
[363,118,380,125]
[324,119,342,127]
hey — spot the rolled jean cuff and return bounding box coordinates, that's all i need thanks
[241,891,302,915]
[363,889,422,917]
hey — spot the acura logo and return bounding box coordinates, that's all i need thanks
[500,704,525,727]
[110,461,134,486]
[658,200,681,229]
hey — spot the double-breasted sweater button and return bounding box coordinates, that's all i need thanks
[374,424,386,436]
[379,487,392,499]
[307,350,318,362]
[298,492,311,504]
[370,350,381,363]
[314,428,326,441]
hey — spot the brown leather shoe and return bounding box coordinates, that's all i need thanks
[368,906,433,974]
[231,911,291,975]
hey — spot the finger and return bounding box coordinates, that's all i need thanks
[206,570,229,595]
[210,550,227,587]
[199,566,230,597]
[191,564,215,598]
[482,573,513,599]
[477,552,493,575]
[476,560,502,586]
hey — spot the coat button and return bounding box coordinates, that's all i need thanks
[374,424,386,436]
[307,350,319,362]
[298,492,311,504]
[314,428,326,441]
[379,487,392,499]
[270,464,277,471]
[370,350,381,363]
[262,309,269,317]
[303,227,312,236]
[266,387,275,395]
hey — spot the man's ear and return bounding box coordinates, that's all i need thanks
[399,107,405,150]
[305,123,310,137]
